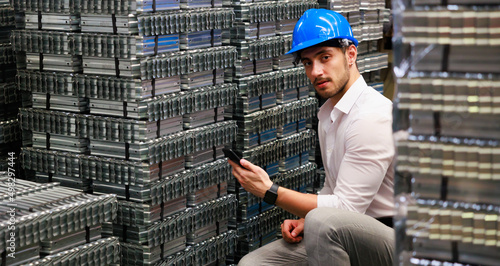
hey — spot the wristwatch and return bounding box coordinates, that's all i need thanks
[263,183,279,205]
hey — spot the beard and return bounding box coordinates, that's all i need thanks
[314,56,350,99]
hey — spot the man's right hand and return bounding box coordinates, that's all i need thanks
[281,218,305,244]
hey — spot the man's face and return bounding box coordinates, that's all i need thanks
[300,46,350,99]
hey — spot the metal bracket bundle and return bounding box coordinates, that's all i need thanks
[0,44,13,65]
[357,52,388,74]
[0,191,117,250]
[135,8,234,36]
[236,98,318,136]
[274,162,317,191]
[23,237,121,266]
[232,34,292,61]
[180,29,222,50]
[82,0,180,14]
[240,129,316,167]
[25,12,81,31]
[191,194,237,232]
[0,6,15,27]
[13,0,82,13]
[0,82,19,106]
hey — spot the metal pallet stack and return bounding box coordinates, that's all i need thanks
[319,0,389,93]
[13,0,238,264]
[0,1,21,171]
[222,0,319,262]
[0,176,119,265]
[393,0,500,265]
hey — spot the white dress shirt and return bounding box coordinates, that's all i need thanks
[317,76,395,218]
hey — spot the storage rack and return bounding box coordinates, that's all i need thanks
[222,0,320,262]
[393,0,500,265]
[13,0,238,264]
[0,176,119,265]
[0,1,21,171]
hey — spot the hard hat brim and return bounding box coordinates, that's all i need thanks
[285,36,359,55]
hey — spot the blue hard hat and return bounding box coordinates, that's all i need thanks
[286,9,358,55]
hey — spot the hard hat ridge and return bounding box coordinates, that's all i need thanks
[286,9,358,55]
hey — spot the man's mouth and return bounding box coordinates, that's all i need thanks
[315,80,329,88]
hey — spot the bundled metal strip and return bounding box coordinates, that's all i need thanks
[236,67,308,98]
[0,119,20,144]
[79,8,234,36]
[231,1,318,23]
[13,0,82,13]
[0,193,117,248]
[233,35,292,61]
[241,129,316,166]
[0,177,59,200]
[82,0,180,14]
[23,237,121,266]
[274,162,317,190]
[0,44,14,65]
[0,6,15,27]
[25,12,81,32]
[143,46,236,80]
[20,121,237,178]
[0,82,19,105]
[124,208,194,246]
[237,98,318,135]
[192,195,236,231]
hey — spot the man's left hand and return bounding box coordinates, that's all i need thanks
[228,158,273,198]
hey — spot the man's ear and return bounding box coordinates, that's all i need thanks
[346,45,357,66]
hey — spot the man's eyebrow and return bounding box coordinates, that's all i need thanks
[301,49,331,62]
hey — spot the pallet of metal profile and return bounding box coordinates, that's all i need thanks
[0,44,14,65]
[25,12,80,31]
[181,69,224,90]
[120,242,162,266]
[185,148,216,169]
[119,208,194,248]
[25,237,121,266]
[24,53,82,73]
[0,119,20,144]
[40,225,102,255]
[11,30,74,56]
[75,33,181,58]
[82,56,140,78]
[275,18,297,35]
[273,54,294,71]
[0,82,19,107]
[191,230,237,266]
[277,120,298,138]
[32,93,89,113]
[281,67,308,92]
[234,70,282,98]
[81,0,181,14]
[35,172,92,192]
[180,29,222,50]
[187,184,219,206]
[183,108,217,129]
[80,14,138,34]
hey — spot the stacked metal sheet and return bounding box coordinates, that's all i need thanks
[13,0,239,265]
[0,177,118,265]
[222,0,320,262]
[0,2,20,171]
[393,1,500,265]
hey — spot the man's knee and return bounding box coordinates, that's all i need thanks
[305,207,344,233]
[238,252,261,266]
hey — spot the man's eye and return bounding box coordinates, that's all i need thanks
[302,62,311,66]
[322,56,330,60]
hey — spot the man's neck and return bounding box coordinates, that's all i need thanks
[330,70,361,106]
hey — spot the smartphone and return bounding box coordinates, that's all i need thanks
[222,148,245,168]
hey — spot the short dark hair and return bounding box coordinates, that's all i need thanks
[294,38,355,65]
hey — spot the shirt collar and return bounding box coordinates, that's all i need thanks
[334,76,366,115]
[317,76,366,129]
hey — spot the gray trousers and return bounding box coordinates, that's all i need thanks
[238,207,395,266]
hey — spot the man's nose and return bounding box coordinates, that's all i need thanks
[310,62,323,78]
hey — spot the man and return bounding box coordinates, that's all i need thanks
[230,9,395,266]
